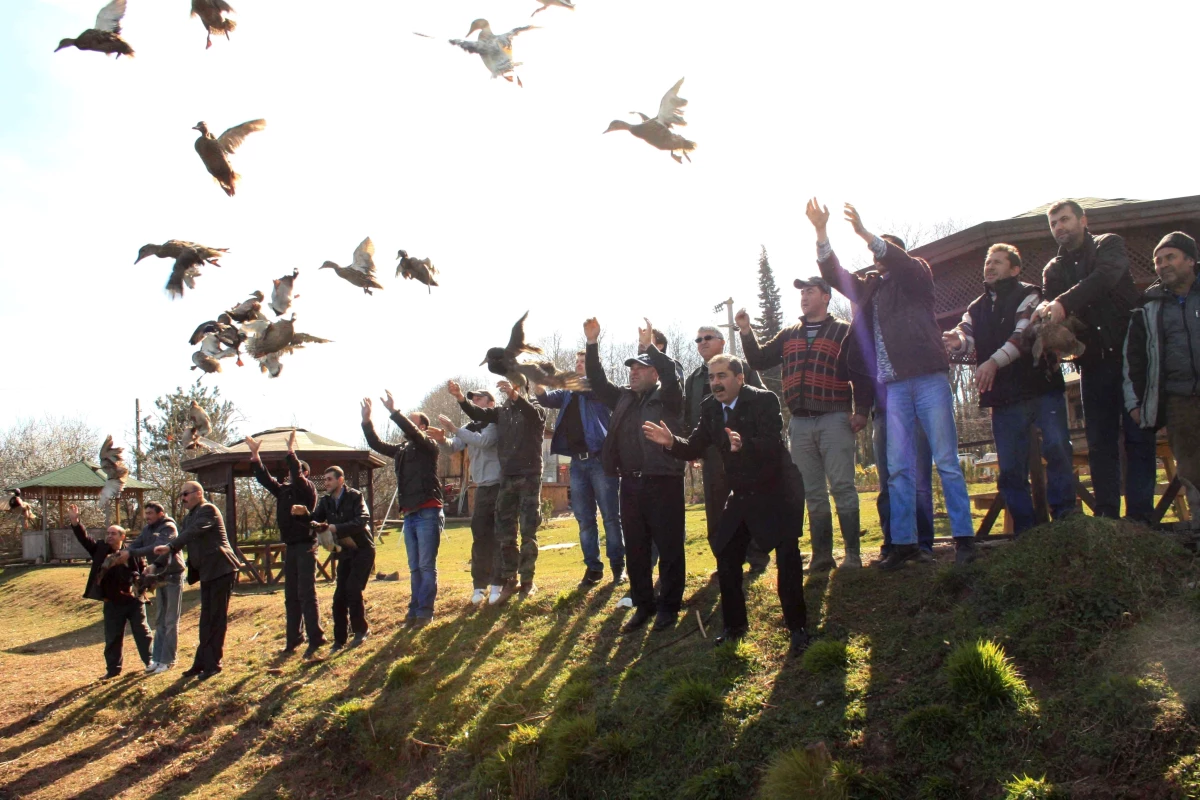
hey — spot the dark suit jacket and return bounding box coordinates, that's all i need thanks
[664,384,805,554]
[170,502,241,585]
[312,486,374,552]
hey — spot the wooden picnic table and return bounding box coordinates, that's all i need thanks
[236,542,336,585]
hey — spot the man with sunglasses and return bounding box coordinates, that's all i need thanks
[685,327,771,575]
[155,482,241,680]
[311,466,374,651]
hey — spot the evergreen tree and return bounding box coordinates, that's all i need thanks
[141,385,240,518]
[753,246,784,340]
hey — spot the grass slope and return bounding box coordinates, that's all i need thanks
[1,510,1200,799]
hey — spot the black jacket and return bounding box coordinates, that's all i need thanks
[684,361,764,432]
[459,393,546,478]
[312,486,374,551]
[71,523,144,604]
[967,279,1064,409]
[363,411,443,512]
[252,453,318,545]
[1042,231,1138,366]
[127,516,184,583]
[169,502,241,585]
[663,385,804,554]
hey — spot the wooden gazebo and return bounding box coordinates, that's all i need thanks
[13,460,156,562]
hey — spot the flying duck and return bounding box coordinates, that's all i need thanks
[191,0,236,49]
[246,315,332,377]
[604,78,696,163]
[135,240,227,299]
[480,312,586,391]
[193,118,266,196]
[396,250,438,294]
[531,0,574,16]
[226,290,265,323]
[56,0,134,58]
[418,19,536,87]
[321,237,383,295]
[97,435,129,512]
[270,268,299,316]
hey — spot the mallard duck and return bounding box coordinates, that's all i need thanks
[246,315,332,378]
[531,0,574,17]
[191,0,236,49]
[1021,316,1087,363]
[97,435,128,510]
[604,78,696,163]
[226,290,265,323]
[191,348,223,374]
[189,319,245,366]
[56,0,134,58]
[481,311,558,392]
[419,19,536,87]
[321,237,383,295]
[395,250,438,294]
[193,119,266,196]
[136,240,227,298]
[270,268,299,316]
[188,400,212,445]
[6,489,35,527]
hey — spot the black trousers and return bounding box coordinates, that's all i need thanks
[193,572,234,672]
[702,449,770,570]
[284,542,324,647]
[717,523,807,633]
[333,547,375,644]
[103,600,152,673]
[622,475,685,614]
[471,484,500,590]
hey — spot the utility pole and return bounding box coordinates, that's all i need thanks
[713,297,740,355]
[134,398,142,481]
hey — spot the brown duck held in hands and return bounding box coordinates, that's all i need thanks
[56,0,134,58]
[191,0,236,49]
[193,119,266,196]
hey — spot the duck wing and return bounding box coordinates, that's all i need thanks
[217,119,266,154]
[350,237,378,278]
[655,78,688,128]
[516,361,589,391]
[505,311,545,357]
[495,25,536,52]
[290,332,332,346]
[94,0,127,33]
[449,37,488,55]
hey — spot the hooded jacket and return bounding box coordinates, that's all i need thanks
[1124,278,1200,429]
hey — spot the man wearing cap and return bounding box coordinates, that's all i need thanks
[584,316,686,635]
[943,244,1077,535]
[808,197,978,569]
[1126,231,1200,498]
[1036,199,1154,521]
[537,351,625,590]
[738,273,868,571]
[685,326,770,574]
[432,386,501,606]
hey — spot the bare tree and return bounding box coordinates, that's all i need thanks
[0,415,100,545]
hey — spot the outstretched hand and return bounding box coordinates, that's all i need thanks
[287,429,297,454]
[806,197,830,237]
[381,390,397,413]
[437,413,458,433]
[245,435,262,460]
[360,398,372,423]
[447,380,464,401]
[583,317,600,344]
[844,203,871,241]
[642,420,674,447]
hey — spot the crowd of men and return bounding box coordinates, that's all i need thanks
[74,199,1200,679]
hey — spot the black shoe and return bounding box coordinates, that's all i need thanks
[181,666,204,678]
[578,569,603,588]
[330,641,345,654]
[713,628,747,647]
[402,615,417,628]
[651,611,678,632]
[788,629,811,659]
[282,643,302,656]
[409,617,430,630]
[350,631,370,647]
[197,668,221,682]
[955,538,978,566]
[100,670,121,681]
[620,607,653,634]
[878,544,920,571]
[611,569,628,585]
[303,642,324,659]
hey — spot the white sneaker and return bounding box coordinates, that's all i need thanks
[487,585,502,606]
[471,589,486,605]
[143,661,158,674]
[152,663,172,674]
[616,596,633,609]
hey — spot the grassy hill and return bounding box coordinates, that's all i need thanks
[1,508,1199,799]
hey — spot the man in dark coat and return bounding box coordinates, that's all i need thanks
[644,354,810,657]
[248,429,323,657]
[311,466,375,651]
[155,482,241,680]
[68,503,153,680]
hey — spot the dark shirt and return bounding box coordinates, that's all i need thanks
[71,523,143,604]
[252,452,318,545]
[561,397,589,455]
[614,393,649,473]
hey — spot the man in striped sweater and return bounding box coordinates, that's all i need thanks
[737,276,869,571]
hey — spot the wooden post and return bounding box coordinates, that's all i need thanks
[365,466,375,530]
[1029,428,1049,524]
[225,463,238,540]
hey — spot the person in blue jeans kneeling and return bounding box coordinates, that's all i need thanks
[362,391,444,630]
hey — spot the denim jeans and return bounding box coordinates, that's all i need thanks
[1080,357,1157,520]
[886,372,975,542]
[404,506,444,619]
[570,456,624,575]
[875,412,934,554]
[991,390,1077,534]
[151,582,183,666]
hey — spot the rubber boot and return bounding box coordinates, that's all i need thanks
[808,513,836,573]
[838,510,862,569]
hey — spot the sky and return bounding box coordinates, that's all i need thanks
[2,0,1199,449]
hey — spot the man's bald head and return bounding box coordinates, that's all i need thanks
[105,525,127,549]
[181,481,205,510]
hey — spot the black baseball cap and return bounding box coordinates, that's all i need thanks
[794,276,831,293]
[466,390,495,402]
[624,354,656,368]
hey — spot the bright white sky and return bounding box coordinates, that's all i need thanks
[3,0,1198,449]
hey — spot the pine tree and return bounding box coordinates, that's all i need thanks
[753,246,784,340]
[141,385,240,518]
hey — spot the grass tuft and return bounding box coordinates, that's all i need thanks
[802,639,849,675]
[554,678,594,713]
[713,637,758,676]
[944,639,1028,709]
[476,723,540,798]
[540,713,597,785]
[759,742,846,800]
[679,762,749,800]
[385,658,420,690]
[895,704,963,758]
[829,759,898,799]
[666,676,724,720]
[1001,773,1062,799]
[586,729,635,765]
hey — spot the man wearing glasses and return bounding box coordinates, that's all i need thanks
[155,482,241,680]
[311,466,374,651]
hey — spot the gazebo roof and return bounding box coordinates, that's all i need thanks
[181,427,386,475]
[9,460,156,491]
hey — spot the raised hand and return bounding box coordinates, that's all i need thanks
[844,203,871,240]
[497,380,514,399]
[583,317,601,344]
[437,413,458,433]
[806,197,830,234]
[734,308,751,334]
[245,435,262,460]
[642,420,674,446]
[360,398,372,423]
[381,390,397,413]
[638,317,654,348]
[67,503,80,526]
[726,427,743,452]
[287,429,297,454]
[447,380,464,401]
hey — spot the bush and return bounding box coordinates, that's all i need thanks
[666,677,723,720]
[385,659,420,690]
[944,639,1028,710]
[680,762,749,800]
[1167,754,1200,796]
[1001,774,1063,799]
[802,640,849,675]
[759,742,846,800]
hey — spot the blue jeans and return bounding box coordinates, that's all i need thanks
[886,372,975,543]
[992,391,1077,534]
[570,456,624,574]
[875,412,934,554]
[404,507,443,619]
[151,582,183,666]
[1080,358,1157,520]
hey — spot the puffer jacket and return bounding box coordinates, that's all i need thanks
[1124,279,1200,429]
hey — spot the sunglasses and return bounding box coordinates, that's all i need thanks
[695,335,721,343]
[179,489,195,497]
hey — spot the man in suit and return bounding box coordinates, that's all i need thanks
[155,482,241,680]
[311,466,375,651]
[644,353,810,658]
[247,429,323,658]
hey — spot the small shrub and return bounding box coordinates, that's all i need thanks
[680,762,749,800]
[666,677,723,720]
[1002,774,1063,799]
[385,658,420,689]
[552,590,579,612]
[759,742,846,800]
[541,714,597,785]
[944,639,1028,709]
[802,639,849,675]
